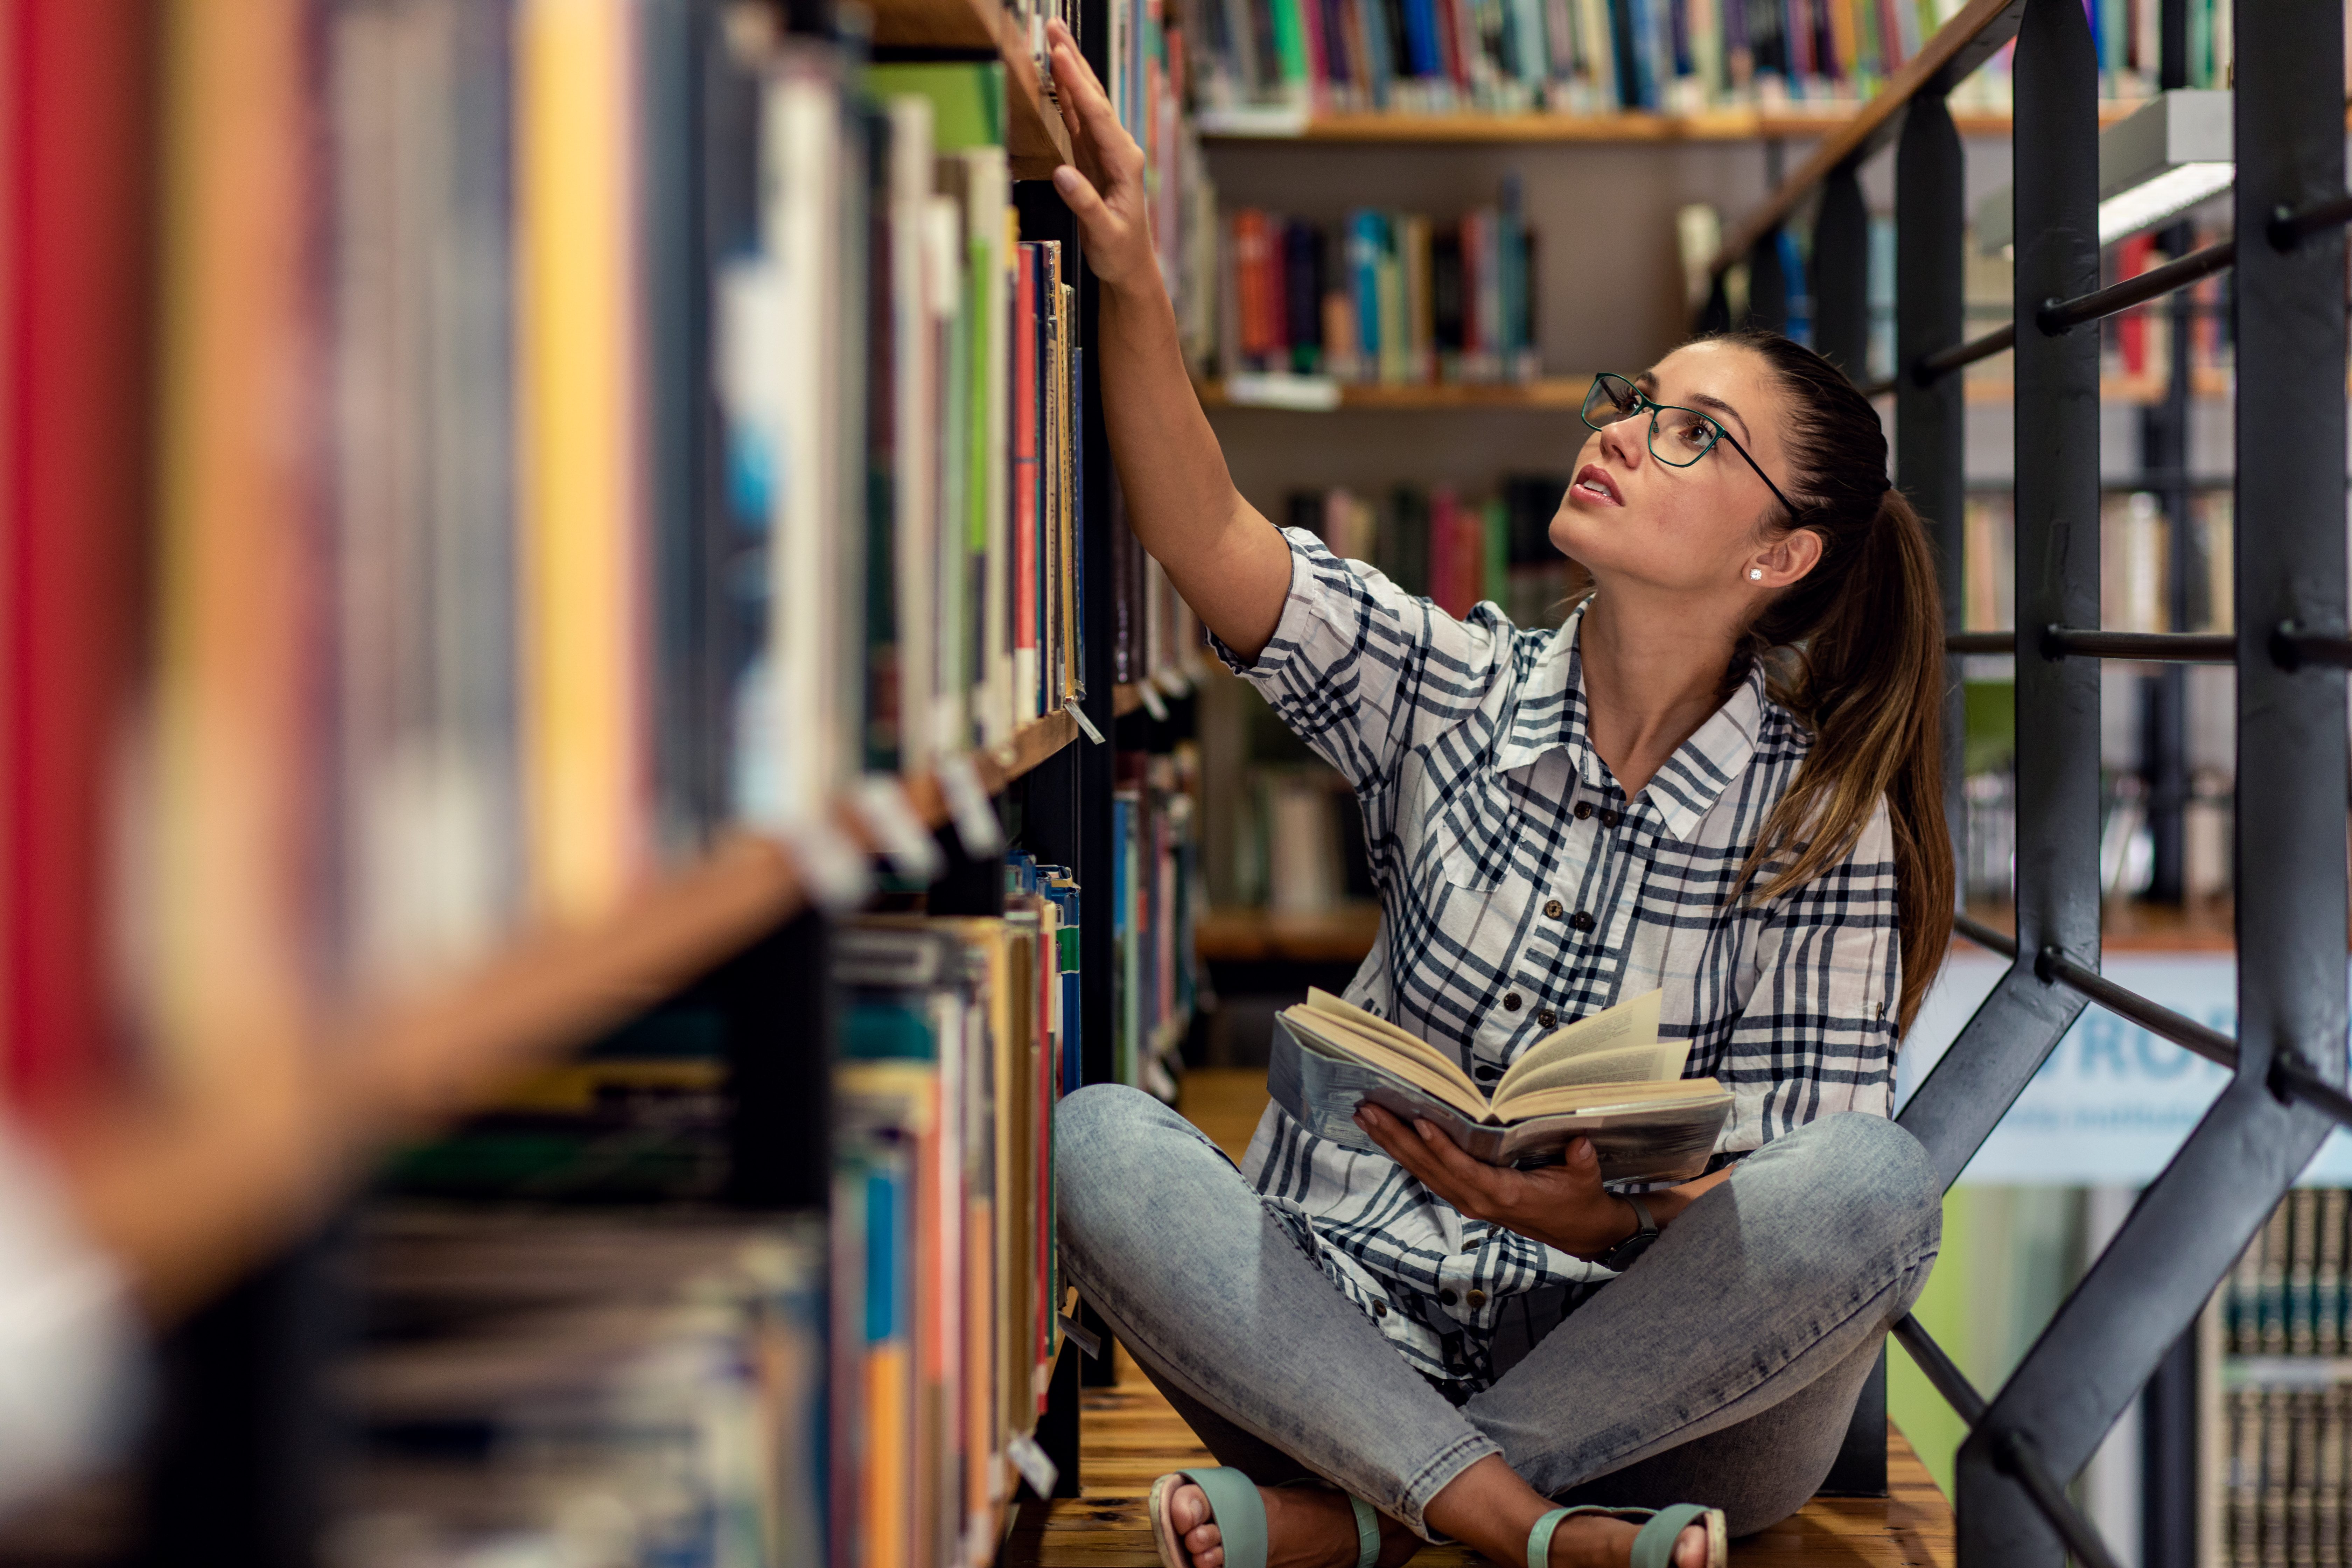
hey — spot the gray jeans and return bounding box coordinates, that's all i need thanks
[1054,1085,1941,1539]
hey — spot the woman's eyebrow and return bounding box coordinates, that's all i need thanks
[1686,391,1752,444]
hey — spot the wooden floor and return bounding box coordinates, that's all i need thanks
[1006,1070,1954,1568]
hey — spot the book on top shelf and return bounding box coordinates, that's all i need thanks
[1178,0,2196,124]
[1270,986,1734,1180]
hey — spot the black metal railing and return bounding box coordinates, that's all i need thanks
[1711,0,2352,1562]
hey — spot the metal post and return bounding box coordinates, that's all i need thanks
[1948,4,2350,1563]
[1894,88,1968,896]
[1952,8,2102,1558]
[1811,163,1870,378]
[1896,0,2095,1194]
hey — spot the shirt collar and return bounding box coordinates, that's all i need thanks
[1491,600,1770,844]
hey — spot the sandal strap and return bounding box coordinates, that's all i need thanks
[1177,1469,1270,1568]
[1629,1503,1714,1568]
[1349,1496,1380,1568]
[1526,1506,1640,1568]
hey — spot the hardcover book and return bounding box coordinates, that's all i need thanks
[1269,986,1733,1183]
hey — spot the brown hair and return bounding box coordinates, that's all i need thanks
[1711,330,1953,1037]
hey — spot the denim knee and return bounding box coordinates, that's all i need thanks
[1056,1084,1223,1246]
[1738,1112,1942,1282]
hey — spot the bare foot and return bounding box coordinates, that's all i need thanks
[1547,1512,1711,1568]
[1163,1481,1419,1568]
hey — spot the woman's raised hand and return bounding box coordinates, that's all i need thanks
[1044,19,1159,295]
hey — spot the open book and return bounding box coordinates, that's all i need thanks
[1269,988,1734,1183]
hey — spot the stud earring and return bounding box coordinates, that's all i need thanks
[1748,568,1763,581]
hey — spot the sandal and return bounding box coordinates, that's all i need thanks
[1148,1468,1383,1568]
[1527,1503,1728,1568]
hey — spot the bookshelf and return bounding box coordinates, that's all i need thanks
[1197,102,2142,144]
[872,0,1074,176]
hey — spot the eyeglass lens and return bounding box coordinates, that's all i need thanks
[1581,375,1721,469]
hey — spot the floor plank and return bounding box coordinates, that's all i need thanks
[1010,1071,1955,1567]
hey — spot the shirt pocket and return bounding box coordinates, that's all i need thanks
[1433,780,1520,894]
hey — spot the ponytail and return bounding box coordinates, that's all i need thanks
[1712,332,1953,1037]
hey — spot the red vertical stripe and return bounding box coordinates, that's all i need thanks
[1,0,154,1121]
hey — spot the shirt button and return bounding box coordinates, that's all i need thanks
[1373,1300,1388,1317]
[1466,1289,1488,1308]
[1544,899,1564,919]
[1538,1009,1557,1028]
[1570,910,1596,932]
[1574,802,1593,820]
[1440,1288,1458,1305]
[1600,809,1621,829]
[1502,992,1522,1012]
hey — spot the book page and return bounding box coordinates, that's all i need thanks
[1492,989,1663,1103]
[1488,1038,1690,1113]
[1493,1076,1727,1125]
[1278,1007,1489,1119]
[1299,989,1483,1086]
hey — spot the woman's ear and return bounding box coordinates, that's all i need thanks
[1753,528,1826,587]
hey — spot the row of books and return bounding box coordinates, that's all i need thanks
[2229,1189,2352,1359]
[1116,744,1205,1092]
[2108,226,2233,381]
[2223,1385,2352,1568]
[747,54,1091,833]
[1282,475,1574,625]
[833,869,1076,1568]
[1219,195,1541,384]
[91,0,1147,1048]
[342,1209,830,1568]
[350,844,1126,1567]
[1955,489,2234,648]
[1109,0,1223,368]
[1179,0,2185,121]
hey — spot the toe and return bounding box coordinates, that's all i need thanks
[1675,1524,1708,1568]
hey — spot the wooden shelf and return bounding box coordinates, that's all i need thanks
[870,0,1071,179]
[1196,903,1383,964]
[1113,682,1144,717]
[348,710,1085,1128]
[1196,102,2132,147]
[1953,366,2234,405]
[1956,898,2242,955]
[1196,376,1591,411]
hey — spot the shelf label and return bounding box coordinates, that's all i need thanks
[783,819,873,912]
[855,776,946,882]
[1007,1432,1060,1499]
[937,754,1005,854]
[1063,697,1107,744]
[1137,682,1169,722]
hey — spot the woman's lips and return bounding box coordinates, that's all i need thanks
[1573,464,1622,505]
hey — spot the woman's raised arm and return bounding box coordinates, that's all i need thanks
[1044,20,1294,661]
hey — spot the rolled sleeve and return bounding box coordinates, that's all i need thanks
[1209,528,1513,798]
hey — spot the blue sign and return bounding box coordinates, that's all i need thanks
[1895,952,2352,1185]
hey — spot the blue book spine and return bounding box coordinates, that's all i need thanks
[1628,0,1657,106]
[1401,0,1439,77]
[1349,211,1382,360]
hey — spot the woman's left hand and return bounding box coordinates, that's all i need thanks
[1353,1104,1640,1260]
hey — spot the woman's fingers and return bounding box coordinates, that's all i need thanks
[1052,163,1111,226]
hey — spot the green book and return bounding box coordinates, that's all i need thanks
[864,61,1004,149]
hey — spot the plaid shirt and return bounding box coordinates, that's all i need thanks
[1216,530,1901,1391]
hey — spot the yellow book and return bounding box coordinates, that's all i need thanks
[517,0,645,922]
[152,0,315,1068]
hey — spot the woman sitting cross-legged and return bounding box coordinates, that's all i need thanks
[1042,21,1948,1568]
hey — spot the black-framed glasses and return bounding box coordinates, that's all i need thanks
[1579,372,1807,519]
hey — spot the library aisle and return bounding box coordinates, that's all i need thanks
[1004,1072,1958,1568]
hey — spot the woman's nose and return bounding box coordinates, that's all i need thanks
[1599,415,1646,469]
